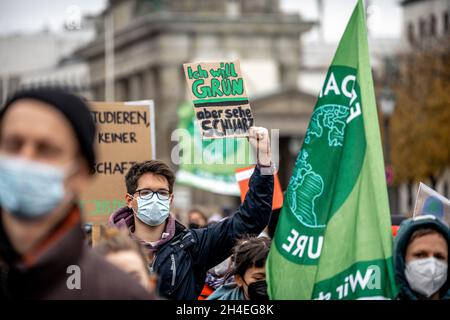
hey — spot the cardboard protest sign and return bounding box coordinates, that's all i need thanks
[235,166,283,210]
[80,101,155,224]
[413,182,450,226]
[183,60,254,139]
[175,102,254,196]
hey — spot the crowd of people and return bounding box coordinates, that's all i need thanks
[0,87,448,300]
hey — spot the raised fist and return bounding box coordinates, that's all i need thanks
[248,126,272,167]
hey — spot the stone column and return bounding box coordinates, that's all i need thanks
[276,35,300,88]
[142,68,156,100]
[129,74,143,101]
[156,65,185,164]
[114,79,128,101]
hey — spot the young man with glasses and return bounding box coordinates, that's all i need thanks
[109,127,275,300]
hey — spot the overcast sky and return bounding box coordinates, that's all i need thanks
[0,0,402,41]
[282,0,402,42]
[0,0,106,35]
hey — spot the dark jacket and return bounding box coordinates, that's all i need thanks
[109,165,274,300]
[0,206,153,300]
[393,216,450,300]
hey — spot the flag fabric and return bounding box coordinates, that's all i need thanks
[266,0,398,300]
[413,182,450,226]
[175,101,254,196]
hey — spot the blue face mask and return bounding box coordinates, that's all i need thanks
[0,155,70,219]
[134,196,170,226]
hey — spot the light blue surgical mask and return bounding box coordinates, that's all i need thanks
[0,155,72,219]
[133,195,170,227]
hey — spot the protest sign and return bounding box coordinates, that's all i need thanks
[175,102,254,195]
[235,166,283,210]
[413,182,450,226]
[80,101,155,224]
[183,60,254,139]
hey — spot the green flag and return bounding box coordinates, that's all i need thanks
[175,101,254,195]
[266,0,398,300]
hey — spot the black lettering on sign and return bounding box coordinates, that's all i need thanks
[98,132,137,144]
[94,161,137,175]
[92,111,148,126]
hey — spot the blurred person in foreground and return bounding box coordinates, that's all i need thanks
[94,227,157,296]
[394,215,449,300]
[109,127,275,299]
[0,87,151,299]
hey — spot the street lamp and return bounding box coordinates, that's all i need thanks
[379,89,395,116]
[379,88,397,214]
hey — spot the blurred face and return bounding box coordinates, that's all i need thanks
[126,173,173,213]
[0,99,91,254]
[188,211,207,228]
[0,99,79,165]
[236,265,266,300]
[105,250,151,292]
[405,233,448,264]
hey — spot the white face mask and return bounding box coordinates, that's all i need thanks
[405,257,448,298]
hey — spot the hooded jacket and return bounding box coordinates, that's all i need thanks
[393,215,450,300]
[109,165,274,300]
[207,282,245,300]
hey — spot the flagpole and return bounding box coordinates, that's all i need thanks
[104,11,115,101]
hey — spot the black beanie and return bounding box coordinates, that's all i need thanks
[0,87,96,170]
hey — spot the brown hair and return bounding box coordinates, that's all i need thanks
[408,228,444,245]
[226,236,271,280]
[125,160,175,194]
[188,208,207,221]
[94,227,149,270]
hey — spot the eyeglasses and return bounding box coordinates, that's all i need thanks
[133,188,171,201]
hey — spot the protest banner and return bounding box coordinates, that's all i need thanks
[175,102,254,195]
[183,60,254,139]
[413,182,450,226]
[80,101,155,224]
[235,166,283,210]
[267,0,398,299]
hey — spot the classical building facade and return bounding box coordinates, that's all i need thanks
[402,0,449,46]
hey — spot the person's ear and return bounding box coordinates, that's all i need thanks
[235,274,244,288]
[67,159,91,193]
[126,193,134,208]
[170,194,174,206]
